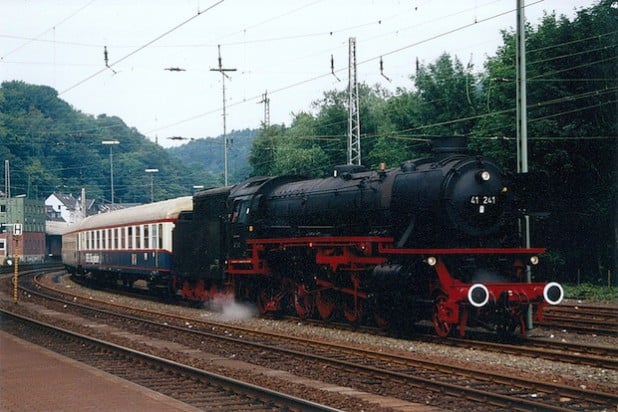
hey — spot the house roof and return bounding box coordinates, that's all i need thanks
[49,192,79,210]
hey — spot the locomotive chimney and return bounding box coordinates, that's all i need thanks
[431,136,469,157]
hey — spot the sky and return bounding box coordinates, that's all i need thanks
[0,0,596,148]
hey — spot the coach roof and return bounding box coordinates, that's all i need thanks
[71,196,193,231]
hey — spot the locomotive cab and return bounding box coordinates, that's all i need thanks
[227,175,304,258]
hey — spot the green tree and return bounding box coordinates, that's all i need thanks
[249,124,286,176]
[414,53,479,136]
[472,1,617,281]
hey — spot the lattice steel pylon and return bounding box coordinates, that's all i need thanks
[258,90,270,128]
[347,37,361,165]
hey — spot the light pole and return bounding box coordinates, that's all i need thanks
[102,140,119,207]
[145,168,159,202]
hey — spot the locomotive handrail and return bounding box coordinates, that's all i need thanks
[245,236,393,247]
[378,246,547,255]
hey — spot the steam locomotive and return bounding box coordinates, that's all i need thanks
[63,137,563,337]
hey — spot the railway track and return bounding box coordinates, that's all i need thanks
[420,334,618,370]
[61,271,618,369]
[0,309,337,412]
[539,304,618,335]
[9,270,617,411]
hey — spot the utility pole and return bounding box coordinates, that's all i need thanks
[347,37,361,165]
[258,90,270,128]
[210,45,236,187]
[4,160,10,199]
[145,169,159,203]
[516,0,532,330]
[102,140,119,207]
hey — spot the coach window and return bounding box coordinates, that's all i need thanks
[95,230,100,250]
[143,225,149,249]
[150,224,157,249]
[127,226,132,249]
[135,225,141,249]
[121,227,126,249]
[157,224,163,249]
[114,228,119,249]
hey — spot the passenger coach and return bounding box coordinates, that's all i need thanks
[62,197,192,292]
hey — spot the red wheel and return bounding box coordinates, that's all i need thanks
[316,289,337,320]
[294,283,314,319]
[371,296,394,329]
[343,294,364,324]
[374,315,389,328]
[432,295,453,337]
[256,290,270,315]
[373,309,390,329]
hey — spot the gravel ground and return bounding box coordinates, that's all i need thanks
[46,275,618,393]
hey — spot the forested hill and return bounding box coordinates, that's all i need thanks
[167,129,257,184]
[0,81,253,203]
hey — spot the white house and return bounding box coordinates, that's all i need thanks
[45,193,83,224]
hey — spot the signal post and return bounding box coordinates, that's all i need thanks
[12,223,22,304]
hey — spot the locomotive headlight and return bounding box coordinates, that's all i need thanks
[529,256,539,265]
[426,256,437,266]
[478,170,491,182]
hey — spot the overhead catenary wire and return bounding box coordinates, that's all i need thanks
[148,1,548,135]
[58,0,225,96]
[0,0,96,61]
[4,1,610,148]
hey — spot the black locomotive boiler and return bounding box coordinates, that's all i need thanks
[64,137,563,337]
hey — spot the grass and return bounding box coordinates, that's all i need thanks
[563,283,617,302]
